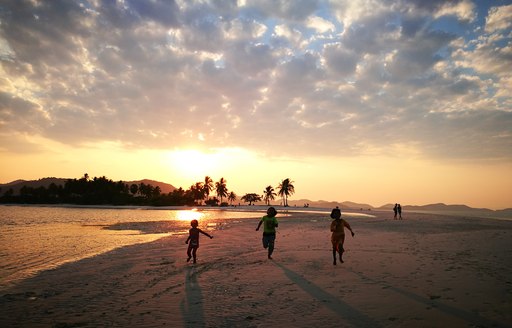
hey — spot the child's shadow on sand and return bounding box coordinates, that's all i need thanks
[344,267,507,328]
[180,266,205,328]
[276,262,507,328]
[275,262,383,327]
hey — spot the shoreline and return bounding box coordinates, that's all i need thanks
[2,203,510,221]
[0,203,379,219]
[1,210,511,327]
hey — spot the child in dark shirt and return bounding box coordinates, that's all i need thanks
[186,219,213,263]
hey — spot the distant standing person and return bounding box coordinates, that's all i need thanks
[256,207,279,259]
[397,204,402,220]
[186,219,213,263]
[330,207,355,265]
[393,203,398,219]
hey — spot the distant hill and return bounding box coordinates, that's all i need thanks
[0,177,67,195]
[0,177,176,195]
[403,203,474,211]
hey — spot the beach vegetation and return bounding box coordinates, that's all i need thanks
[263,185,277,205]
[215,177,228,204]
[129,183,139,195]
[189,182,205,205]
[0,174,296,207]
[228,191,237,205]
[241,193,262,205]
[203,176,213,204]
[278,178,295,207]
[205,197,220,206]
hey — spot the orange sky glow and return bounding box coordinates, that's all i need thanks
[1,1,511,210]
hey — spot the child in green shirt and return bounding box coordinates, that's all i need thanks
[256,207,279,259]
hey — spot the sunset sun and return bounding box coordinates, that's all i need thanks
[167,150,222,180]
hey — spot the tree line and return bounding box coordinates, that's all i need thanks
[0,174,295,207]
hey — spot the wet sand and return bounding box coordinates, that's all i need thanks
[1,210,511,327]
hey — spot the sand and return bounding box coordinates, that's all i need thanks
[1,210,511,328]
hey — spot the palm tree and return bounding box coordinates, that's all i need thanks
[215,177,228,204]
[130,184,139,196]
[203,176,213,204]
[277,178,295,207]
[228,191,237,205]
[263,185,276,206]
[190,182,204,205]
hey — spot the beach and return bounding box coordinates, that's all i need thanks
[1,210,511,328]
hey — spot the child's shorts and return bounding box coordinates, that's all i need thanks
[262,233,276,248]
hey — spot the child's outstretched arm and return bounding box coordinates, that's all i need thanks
[344,221,355,237]
[185,235,190,244]
[256,220,263,231]
[199,229,213,239]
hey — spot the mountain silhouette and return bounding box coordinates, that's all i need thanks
[0,177,176,195]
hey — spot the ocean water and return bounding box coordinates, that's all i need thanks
[0,205,263,291]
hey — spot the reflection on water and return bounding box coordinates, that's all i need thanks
[0,205,260,291]
[176,208,203,222]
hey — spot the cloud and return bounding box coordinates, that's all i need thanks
[323,43,358,76]
[0,0,510,161]
[244,0,320,21]
[433,0,476,22]
[306,16,336,33]
[485,4,512,33]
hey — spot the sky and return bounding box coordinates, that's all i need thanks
[0,0,511,210]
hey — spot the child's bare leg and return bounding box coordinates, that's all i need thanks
[339,236,346,263]
[262,237,268,249]
[268,241,274,259]
[192,247,198,263]
[187,246,192,262]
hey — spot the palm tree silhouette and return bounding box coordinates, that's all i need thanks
[263,185,276,206]
[190,182,204,205]
[203,176,213,204]
[215,177,228,204]
[278,178,295,207]
[228,191,237,205]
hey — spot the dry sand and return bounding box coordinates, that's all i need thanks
[1,210,511,328]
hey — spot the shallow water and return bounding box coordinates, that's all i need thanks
[0,205,262,290]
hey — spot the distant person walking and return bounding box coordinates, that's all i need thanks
[330,207,355,265]
[186,219,213,263]
[393,203,398,219]
[256,207,279,259]
[397,204,402,219]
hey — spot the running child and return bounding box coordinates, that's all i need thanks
[256,207,278,259]
[330,207,355,265]
[186,219,213,263]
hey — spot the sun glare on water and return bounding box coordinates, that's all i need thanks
[176,209,203,222]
